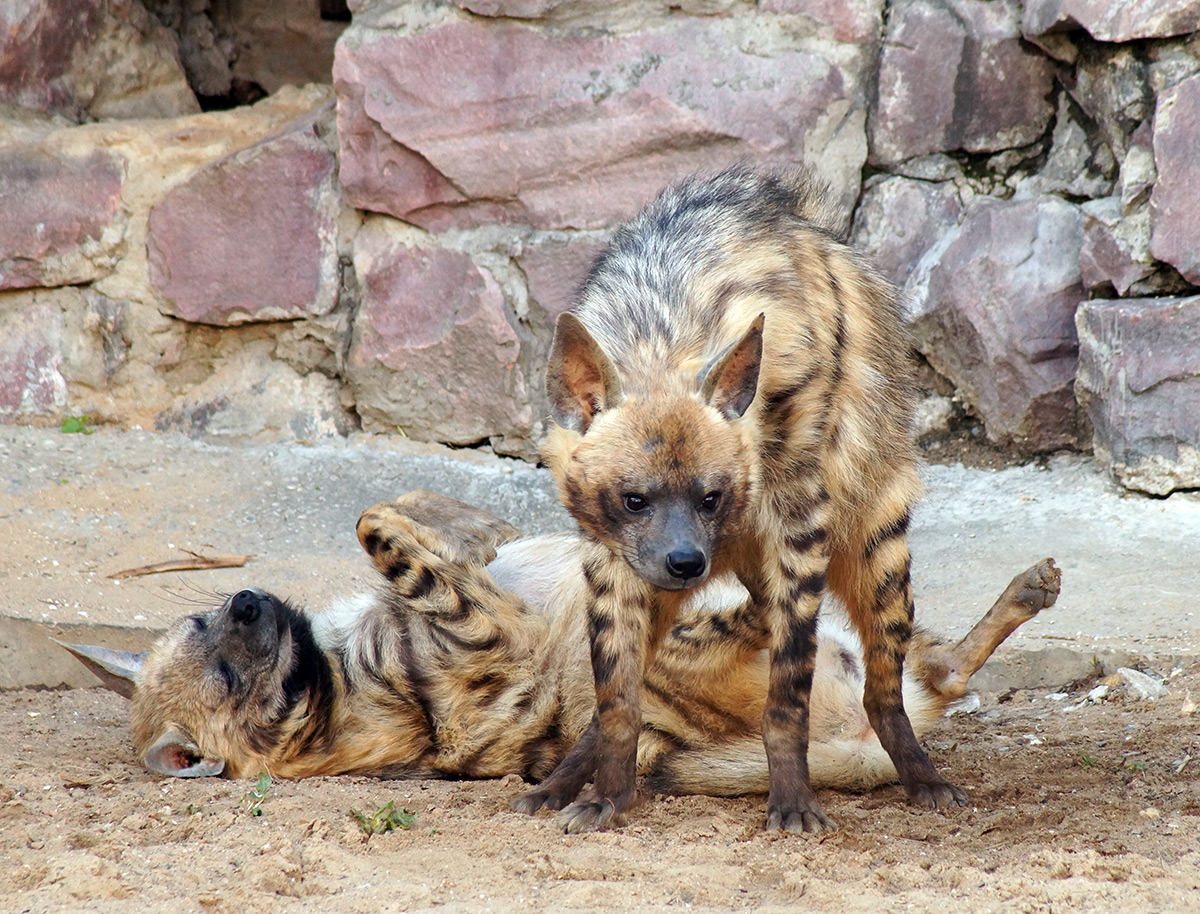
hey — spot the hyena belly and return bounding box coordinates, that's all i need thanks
[529,166,961,833]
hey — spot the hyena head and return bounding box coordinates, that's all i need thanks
[131,588,330,778]
[543,312,763,591]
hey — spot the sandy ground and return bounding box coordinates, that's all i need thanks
[3,426,1200,912]
[1,665,1197,914]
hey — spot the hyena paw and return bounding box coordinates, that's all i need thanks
[557,796,626,834]
[1016,558,1061,613]
[510,783,580,816]
[765,800,836,834]
[906,777,969,811]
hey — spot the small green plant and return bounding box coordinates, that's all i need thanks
[350,801,415,840]
[60,415,94,435]
[1124,760,1147,772]
[186,803,203,815]
[244,772,272,816]
[1078,752,1099,768]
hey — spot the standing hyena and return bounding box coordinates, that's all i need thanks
[513,167,962,834]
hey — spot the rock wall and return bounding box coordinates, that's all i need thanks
[2,0,1198,487]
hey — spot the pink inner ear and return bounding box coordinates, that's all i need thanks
[165,743,198,772]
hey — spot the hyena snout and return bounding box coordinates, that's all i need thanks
[229,589,264,624]
[665,548,707,581]
[219,588,287,654]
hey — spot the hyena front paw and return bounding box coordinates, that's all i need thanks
[905,776,969,811]
[557,795,627,834]
[765,798,836,834]
[510,782,583,816]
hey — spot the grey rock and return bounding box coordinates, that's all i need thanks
[146,107,340,326]
[334,13,870,230]
[1070,44,1153,165]
[0,145,125,290]
[1013,93,1116,199]
[452,0,564,16]
[971,647,1099,693]
[1079,197,1155,296]
[153,347,356,443]
[0,294,68,421]
[1076,295,1200,495]
[889,155,965,183]
[1120,141,1157,209]
[849,176,963,291]
[149,0,234,99]
[346,218,534,454]
[1117,667,1168,701]
[1023,0,1200,42]
[760,0,885,44]
[870,0,1056,166]
[1149,74,1200,284]
[0,0,198,120]
[907,195,1084,452]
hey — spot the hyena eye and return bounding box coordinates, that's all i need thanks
[699,491,722,513]
[622,493,649,514]
[216,659,236,692]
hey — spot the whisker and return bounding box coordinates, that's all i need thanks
[158,578,232,608]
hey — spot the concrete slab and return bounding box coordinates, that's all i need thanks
[2,427,1197,691]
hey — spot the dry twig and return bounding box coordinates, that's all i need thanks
[108,550,254,580]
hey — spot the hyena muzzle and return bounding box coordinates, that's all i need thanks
[58,492,1060,800]
[519,166,972,833]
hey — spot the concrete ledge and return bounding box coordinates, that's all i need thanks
[3,427,1198,693]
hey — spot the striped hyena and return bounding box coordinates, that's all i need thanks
[61,491,1060,793]
[516,167,967,833]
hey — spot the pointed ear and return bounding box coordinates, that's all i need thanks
[55,640,145,700]
[546,312,622,433]
[143,730,226,778]
[699,313,764,420]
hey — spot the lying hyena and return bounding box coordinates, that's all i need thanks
[520,166,973,832]
[61,491,1060,793]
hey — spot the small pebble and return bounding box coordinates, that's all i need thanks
[1118,668,1168,702]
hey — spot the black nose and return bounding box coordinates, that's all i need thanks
[229,590,262,624]
[665,549,706,580]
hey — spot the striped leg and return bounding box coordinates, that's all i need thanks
[513,542,659,832]
[750,489,836,833]
[829,498,969,810]
[556,545,660,833]
[510,714,601,814]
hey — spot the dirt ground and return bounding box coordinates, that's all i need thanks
[2,665,1197,914]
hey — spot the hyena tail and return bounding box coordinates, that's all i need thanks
[643,733,908,797]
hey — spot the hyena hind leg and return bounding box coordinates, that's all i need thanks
[358,490,520,569]
[908,558,1061,704]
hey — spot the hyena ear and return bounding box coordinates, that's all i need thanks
[143,730,226,778]
[54,640,145,700]
[699,312,764,420]
[546,312,622,433]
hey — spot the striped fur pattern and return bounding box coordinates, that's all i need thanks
[530,167,964,832]
[127,491,1060,795]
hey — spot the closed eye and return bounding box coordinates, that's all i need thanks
[216,659,237,692]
